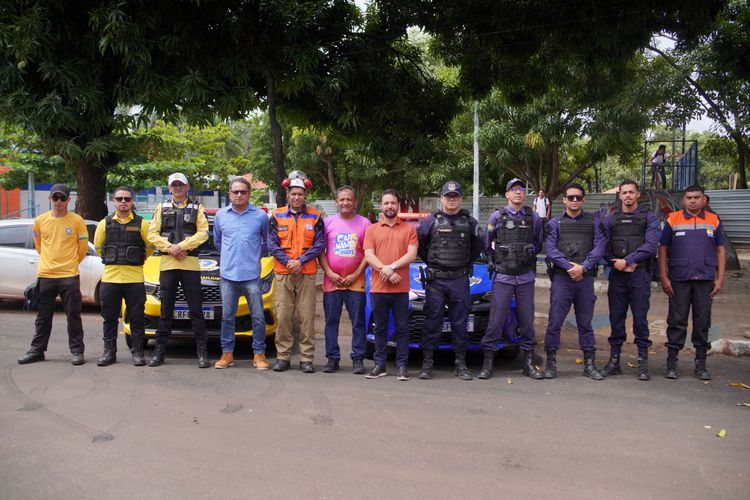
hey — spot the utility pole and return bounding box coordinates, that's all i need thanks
[473,101,479,220]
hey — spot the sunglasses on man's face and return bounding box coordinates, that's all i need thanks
[51,195,68,202]
[114,196,132,202]
[230,190,249,195]
[565,195,584,202]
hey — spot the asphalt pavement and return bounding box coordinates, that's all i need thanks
[1,282,749,500]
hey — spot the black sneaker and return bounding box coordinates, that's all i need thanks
[365,364,387,379]
[322,358,340,373]
[396,366,410,381]
[273,359,290,372]
[352,358,365,375]
[70,352,85,366]
[17,350,45,365]
[300,361,315,374]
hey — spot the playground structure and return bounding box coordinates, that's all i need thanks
[641,139,699,191]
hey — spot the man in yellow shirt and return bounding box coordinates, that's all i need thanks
[147,173,210,367]
[94,187,153,366]
[18,184,89,366]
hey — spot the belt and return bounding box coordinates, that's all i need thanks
[554,267,596,278]
[428,268,469,280]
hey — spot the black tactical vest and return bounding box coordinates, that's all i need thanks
[427,210,473,270]
[608,209,647,259]
[493,207,536,275]
[102,215,146,265]
[556,212,595,265]
[159,198,201,257]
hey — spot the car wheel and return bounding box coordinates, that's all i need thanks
[93,281,101,306]
[495,345,520,360]
[125,333,133,349]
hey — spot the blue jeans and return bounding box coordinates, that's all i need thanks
[220,277,266,353]
[323,290,367,361]
[371,292,410,368]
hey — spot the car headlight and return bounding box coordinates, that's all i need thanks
[479,291,492,302]
[144,281,157,295]
[261,272,274,295]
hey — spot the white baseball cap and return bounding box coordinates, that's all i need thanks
[168,172,189,186]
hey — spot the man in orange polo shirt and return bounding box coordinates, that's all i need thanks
[364,189,418,380]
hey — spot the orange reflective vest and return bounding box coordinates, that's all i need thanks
[271,206,321,275]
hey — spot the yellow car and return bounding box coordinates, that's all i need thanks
[122,208,277,347]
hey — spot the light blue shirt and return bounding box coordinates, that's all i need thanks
[214,204,269,281]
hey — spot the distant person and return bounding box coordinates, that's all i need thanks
[147,172,210,368]
[94,186,153,366]
[533,189,551,224]
[650,144,669,189]
[364,189,418,380]
[213,177,270,371]
[318,186,371,374]
[18,184,89,366]
[659,185,725,381]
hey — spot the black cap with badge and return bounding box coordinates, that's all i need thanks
[49,184,71,198]
[505,178,526,192]
[441,180,462,196]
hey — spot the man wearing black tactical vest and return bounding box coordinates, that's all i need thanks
[600,180,660,380]
[94,187,153,366]
[478,178,545,380]
[543,183,607,380]
[147,173,210,368]
[416,181,482,380]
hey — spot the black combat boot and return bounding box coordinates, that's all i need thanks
[582,351,604,380]
[477,350,494,380]
[637,358,650,381]
[196,342,210,368]
[694,348,711,380]
[522,350,544,380]
[599,353,622,377]
[454,351,472,380]
[148,344,166,367]
[419,349,434,380]
[543,350,557,379]
[665,348,679,379]
[97,341,117,367]
[131,338,146,366]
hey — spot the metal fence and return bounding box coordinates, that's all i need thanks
[706,190,750,246]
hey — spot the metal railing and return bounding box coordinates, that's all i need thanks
[0,204,40,220]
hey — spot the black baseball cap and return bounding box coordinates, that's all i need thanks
[505,178,526,191]
[441,181,462,196]
[50,184,71,197]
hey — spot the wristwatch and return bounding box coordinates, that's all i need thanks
[389,264,397,271]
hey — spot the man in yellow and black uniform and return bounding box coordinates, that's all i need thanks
[147,173,209,368]
[94,187,153,366]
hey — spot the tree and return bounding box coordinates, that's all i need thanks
[647,1,750,188]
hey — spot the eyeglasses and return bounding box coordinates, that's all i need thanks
[230,190,249,195]
[51,195,68,202]
[114,196,132,202]
[565,195,584,201]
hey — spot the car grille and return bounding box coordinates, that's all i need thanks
[407,312,489,345]
[155,285,222,305]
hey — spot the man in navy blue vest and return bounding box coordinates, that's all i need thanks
[600,180,660,380]
[478,178,545,380]
[659,184,725,380]
[543,183,607,380]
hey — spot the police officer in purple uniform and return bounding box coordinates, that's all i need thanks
[543,183,607,380]
[417,181,482,380]
[478,178,544,380]
[600,180,660,381]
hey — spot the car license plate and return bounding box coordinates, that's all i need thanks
[441,315,475,332]
[174,307,214,320]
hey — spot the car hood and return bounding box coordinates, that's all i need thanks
[143,254,275,286]
[407,262,492,296]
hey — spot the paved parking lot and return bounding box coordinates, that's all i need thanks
[1,290,749,500]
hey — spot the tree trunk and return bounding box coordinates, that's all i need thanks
[74,158,108,220]
[265,72,286,206]
[730,131,748,189]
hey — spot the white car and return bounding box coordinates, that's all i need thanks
[0,218,104,304]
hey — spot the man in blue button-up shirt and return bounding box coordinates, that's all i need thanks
[213,177,270,370]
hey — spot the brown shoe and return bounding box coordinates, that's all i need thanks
[214,352,234,369]
[253,353,270,371]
